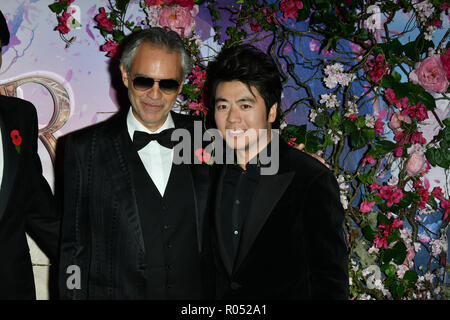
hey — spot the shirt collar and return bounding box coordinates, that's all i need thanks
[126,107,175,141]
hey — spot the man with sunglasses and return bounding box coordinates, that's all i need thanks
[59,28,214,299]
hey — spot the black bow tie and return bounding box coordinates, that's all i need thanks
[133,128,175,150]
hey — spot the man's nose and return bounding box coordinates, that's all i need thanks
[146,83,163,100]
[227,106,241,123]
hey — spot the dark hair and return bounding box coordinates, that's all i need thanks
[205,44,282,128]
[0,11,10,46]
[120,27,192,79]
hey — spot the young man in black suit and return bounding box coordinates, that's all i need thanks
[59,28,214,299]
[206,44,349,299]
[0,10,59,299]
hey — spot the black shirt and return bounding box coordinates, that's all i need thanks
[219,161,261,268]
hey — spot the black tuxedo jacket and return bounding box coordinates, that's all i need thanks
[59,110,215,299]
[213,140,349,299]
[0,95,59,299]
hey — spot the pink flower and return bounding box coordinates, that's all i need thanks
[175,0,195,10]
[359,201,375,213]
[404,102,428,121]
[262,7,279,24]
[55,11,73,34]
[431,186,444,200]
[443,2,450,10]
[367,54,389,83]
[374,118,384,135]
[440,49,450,80]
[188,65,206,92]
[101,39,120,58]
[280,0,303,20]
[410,131,427,144]
[158,5,196,37]
[95,7,115,32]
[409,55,449,93]
[376,185,405,207]
[406,152,426,176]
[393,146,403,157]
[361,154,375,167]
[188,102,208,116]
[287,137,297,147]
[389,112,412,131]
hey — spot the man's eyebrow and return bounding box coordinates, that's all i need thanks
[215,96,256,104]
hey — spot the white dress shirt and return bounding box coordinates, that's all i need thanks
[126,108,174,197]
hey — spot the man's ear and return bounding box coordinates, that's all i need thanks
[120,64,129,89]
[177,78,184,95]
[268,103,277,123]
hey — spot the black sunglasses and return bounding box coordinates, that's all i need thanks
[132,76,180,93]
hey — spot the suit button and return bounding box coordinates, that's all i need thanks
[163,225,170,230]
[230,282,242,290]
[167,243,172,249]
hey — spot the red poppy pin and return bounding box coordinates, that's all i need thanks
[10,129,22,154]
[195,148,211,164]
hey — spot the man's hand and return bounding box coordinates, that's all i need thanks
[294,143,329,168]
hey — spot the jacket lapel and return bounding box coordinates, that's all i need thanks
[232,149,295,274]
[103,114,146,254]
[171,111,208,252]
[0,107,20,221]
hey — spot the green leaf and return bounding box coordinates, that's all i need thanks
[426,148,437,166]
[443,118,450,127]
[49,2,65,14]
[362,225,378,242]
[331,111,342,127]
[403,270,418,288]
[380,74,398,89]
[297,0,311,21]
[343,119,357,134]
[416,89,436,111]
[370,140,397,155]
[390,281,406,299]
[350,130,368,150]
[362,128,376,141]
[381,264,396,278]
[305,134,323,153]
[195,0,207,4]
[283,124,307,144]
[314,112,327,128]
[116,0,130,11]
[392,241,407,265]
[356,116,366,129]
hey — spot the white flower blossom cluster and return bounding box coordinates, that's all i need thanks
[323,63,355,89]
[142,3,161,27]
[412,0,436,40]
[365,114,376,128]
[319,93,340,108]
[309,108,323,123]
[337,175,350,209]
[328,129,343,144]
[364,5,382,33]
[345,100,358,118]
[429,235,448,256]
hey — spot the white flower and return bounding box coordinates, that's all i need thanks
[424,272,434,283]
[396,264,409,279]
[323,63,354,89]
[368,246,379,255]
[387,176,399,186]
[365,114,376,128]
[430,236,448,256]
[345,100,358,117]
[309,109,318,122]
[320,93,340,108]
[340,194,349,209]
[414,242,422,252]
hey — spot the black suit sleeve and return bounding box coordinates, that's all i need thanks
[303,169,349,299]
[24,104,60,262]
[59,134,89,299]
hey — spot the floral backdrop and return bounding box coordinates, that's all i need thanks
[1,0,448,299]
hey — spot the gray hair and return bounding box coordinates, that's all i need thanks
[120,27,192,79]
